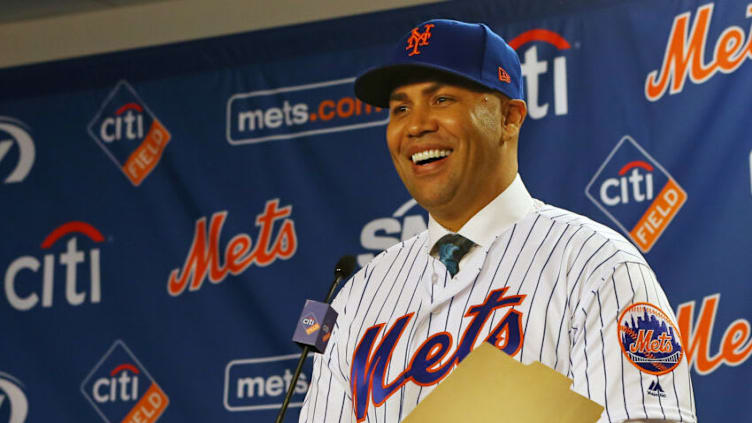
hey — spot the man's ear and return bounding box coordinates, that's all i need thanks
[502,99,527,141]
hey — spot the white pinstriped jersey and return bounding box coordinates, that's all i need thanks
[300,177,696,423]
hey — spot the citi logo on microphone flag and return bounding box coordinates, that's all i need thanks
[585,135,687,252]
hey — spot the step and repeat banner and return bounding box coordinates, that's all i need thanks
[1,0,750,421]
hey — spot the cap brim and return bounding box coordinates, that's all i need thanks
[354,63,494,108]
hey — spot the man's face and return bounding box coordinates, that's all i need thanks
[386,79,513,224]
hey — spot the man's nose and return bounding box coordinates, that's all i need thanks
[407,105,438,137]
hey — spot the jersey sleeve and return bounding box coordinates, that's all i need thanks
[569,261,697,423]
[299,280,356,423]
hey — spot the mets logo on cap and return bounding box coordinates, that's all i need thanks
[585,135,687,253]
[81,340,169,423]
[618,303,683,375]
[88,80,171,186]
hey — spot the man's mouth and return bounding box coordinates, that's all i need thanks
[410,149,453,165]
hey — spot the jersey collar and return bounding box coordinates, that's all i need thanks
[427,173,534,251]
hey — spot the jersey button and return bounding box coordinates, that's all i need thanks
[431,273,438,283]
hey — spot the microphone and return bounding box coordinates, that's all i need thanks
[275,255,357,423]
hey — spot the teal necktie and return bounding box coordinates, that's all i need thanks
[431,234,475,277]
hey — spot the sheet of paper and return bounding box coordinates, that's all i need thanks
[402,343,604,423]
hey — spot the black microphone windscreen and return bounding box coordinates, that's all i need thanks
[334,255,357,279]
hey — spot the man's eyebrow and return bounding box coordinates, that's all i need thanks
[389,82,445,102]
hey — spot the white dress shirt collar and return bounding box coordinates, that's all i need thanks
[427,173,534,250]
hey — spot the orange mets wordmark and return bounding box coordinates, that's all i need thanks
[406,24,435,56]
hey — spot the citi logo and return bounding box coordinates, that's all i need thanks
[0,117,35,185]
[509,29,571,119]
[3,221,104,311]
[99,103,145,143]
[92,364,140,403]
[646,3,752,102]
[586,135,687,253]
[227,78,388,145]
[81,340,169,423]
[88,80,171,186]
[357,198,427,267]
[0,371,28,423]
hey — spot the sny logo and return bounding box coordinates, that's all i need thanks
[585,135,687,253]
[3,221,104,311]
[88,81,171,186]
[0,117,35,185]
[357,198,427,267]
[81,340,169,423]
[0,371,28,423]
[508,29,571,119]
[406,24,435,56]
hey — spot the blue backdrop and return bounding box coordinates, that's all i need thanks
[1,0,750,421]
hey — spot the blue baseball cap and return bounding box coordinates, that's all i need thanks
[354,19,524,108]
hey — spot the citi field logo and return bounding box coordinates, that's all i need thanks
[167,199,297,296]
[3,221,104,311]
[88,81,171,186]
[302,314,320,335]
[0,117,34,185]
[645,3,752,102]
[677,293,752,375]
[227,78,388,145]
[0,371,28,423]
[81,340,169,423]
[585,135,687,253]
[357,198,428,267]
[224,354,312,412]
[509,29,571,119]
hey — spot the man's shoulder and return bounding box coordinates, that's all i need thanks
[531,200,646,266]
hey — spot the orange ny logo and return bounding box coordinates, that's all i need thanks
[406,24,435,56]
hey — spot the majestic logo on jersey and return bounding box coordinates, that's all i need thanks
[88,80,171,186]
[0,117,35,185]
[0,371,28,423]
[406,24,435,56]
[81,340,169,423]
[676,293,752,375]
[508,29,571,119]
[647,380,666,398]
[585,135,687,253]
[167,199,297,296]
[645,3,752,102]
[4,221,105,311]
[350,288,525,421]
[618,302,683,375]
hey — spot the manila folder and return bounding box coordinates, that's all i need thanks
[402,343,604,422]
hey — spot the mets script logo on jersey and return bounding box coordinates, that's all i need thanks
[88,80,171,186]
[167,199,297,296]
[618,303,683,375]
[508,29,572,119]
[0,371,28,423]
[3,221,105,312]
[646,3,752,102]
[350,288,525,421]
[81,340,169,423]
[406,24,435,56]
[0,117,35,185]
[677,293,752,375]
[227,78,387,145]
[585,135,687,253]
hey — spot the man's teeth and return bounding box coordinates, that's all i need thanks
[411,149,452,164]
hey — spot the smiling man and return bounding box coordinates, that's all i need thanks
[299,19,696,423]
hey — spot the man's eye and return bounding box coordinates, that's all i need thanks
[392,105,408,114]
[435,96,452,104]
